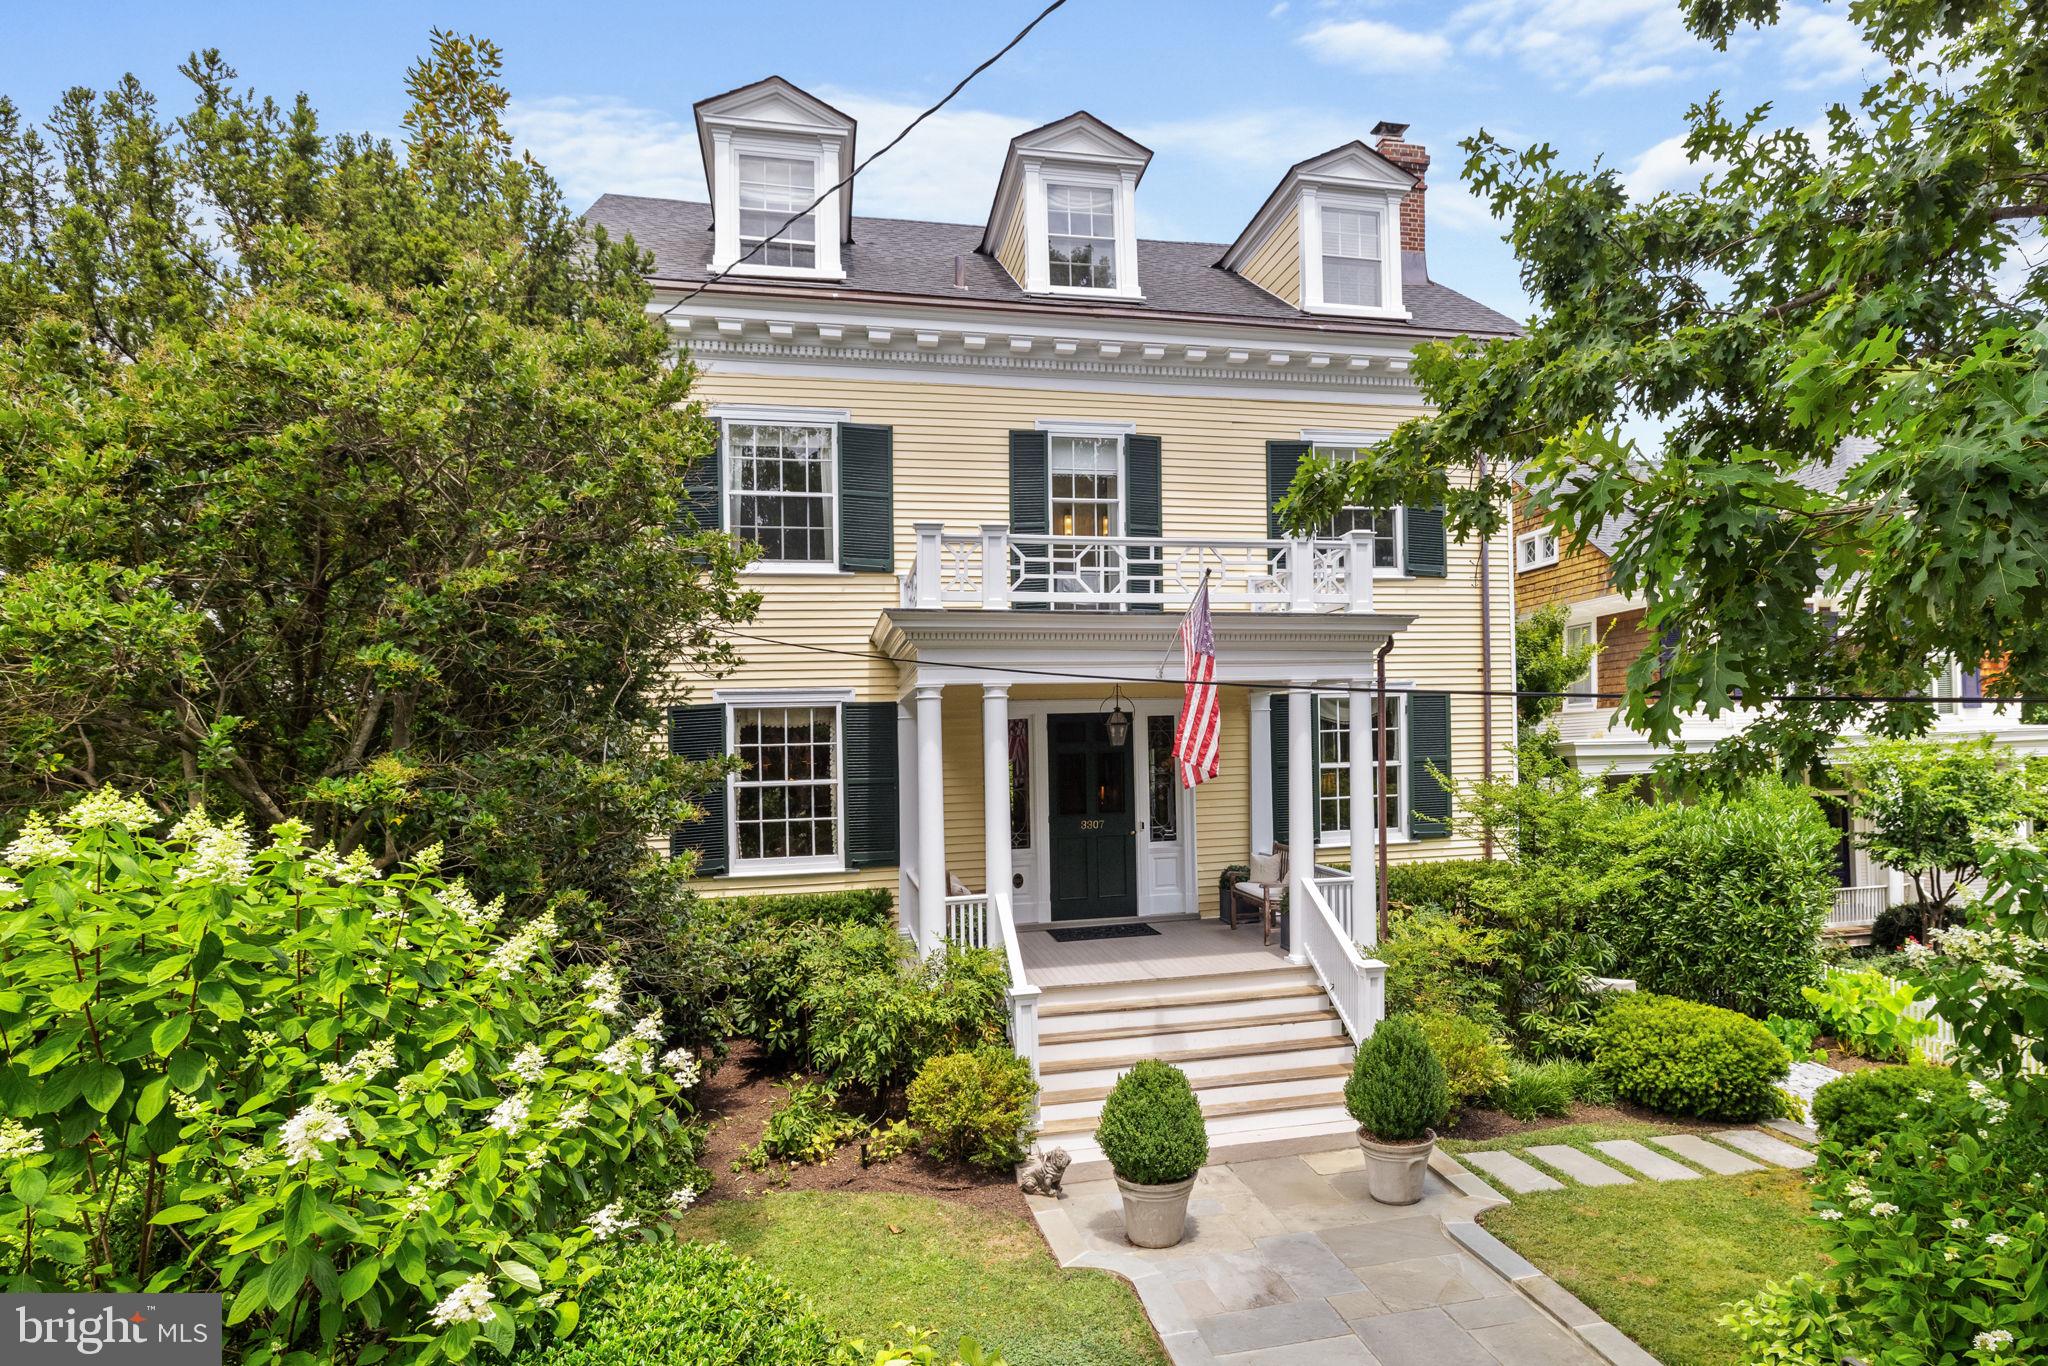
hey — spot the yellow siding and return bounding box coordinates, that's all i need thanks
[1238,206,1301,308]
[995,208,1028,289]
[689,371,1518,897]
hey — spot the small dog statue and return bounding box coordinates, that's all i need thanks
[1018,1146,1071,1197]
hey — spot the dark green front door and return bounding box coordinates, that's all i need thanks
[1047,713,1137,921]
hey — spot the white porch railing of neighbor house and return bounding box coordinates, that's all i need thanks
[940,888,1041,1079]
[1296,874,1386,1044]
[944,892,991,949]
[900,524,1376,613]
[1830,884,1889,929]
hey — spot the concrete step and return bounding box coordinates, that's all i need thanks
[1040,1086,1344,1137]
[1031,964,1315,1010]
[1051,1104,1360,1183]
[1036,981,1329,1034]
[1040,1006,1342,1049]
[1038,1064,1350,1125]
[1038,1011,1346,1065]
[1037,1038,1356,1093]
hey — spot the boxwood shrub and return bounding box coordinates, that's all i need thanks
[1589,992,1790,1120]
[1810,1063,1969,1149]
[1345,1016,1450,1142]
[1412,1011,1508,1112]
[907,1047,1038,1170]
[1095,1059,1208,1185]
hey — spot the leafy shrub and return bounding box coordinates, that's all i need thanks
[1870,900,1931,954]
[1809,1064,1969,1150]
[1382,908,1509,1029]
[512,1239,837,1365]
[1595,781,1834,1018]
[1764,1014,1828,1063]
[1801,970,1933,1062]
[806,941,1009,1094]
[1385,860,1508,916]
[1345,1017,1450,1142]
[0,797,705,1364]
[1094,1060,1208,1185]
[709,887,896,928]
[1589,993,1790,1120]
[1412,1012,1508,1113]
[862,1119,920,1165]
[907,1048,1037,1171]
[835,1328,1010,1366]
[750,1082,863,1167]
[1491,1057,1609,1120]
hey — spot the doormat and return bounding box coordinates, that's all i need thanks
[1046,923,1162,943]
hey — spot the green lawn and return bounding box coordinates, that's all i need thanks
[1442,1118,1694,1157]
[676,1191,1166,1366]
[1477,1169,1833,1366]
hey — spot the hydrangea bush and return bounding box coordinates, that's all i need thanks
[0,791,708,1364]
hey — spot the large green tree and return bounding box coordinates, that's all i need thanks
[0,35,753,965]
[1282,0,2047,777]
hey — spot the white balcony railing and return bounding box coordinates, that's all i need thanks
[900,523,1376,614]
[1829,884,1890,929]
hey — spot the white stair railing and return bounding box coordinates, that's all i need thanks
[943,892,991,949]
[990,888,1041,1080]
[1295,875,1385,1045]
[1313,865,1356,939]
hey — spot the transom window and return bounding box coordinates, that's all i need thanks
[1321,206,1383,308]
[732,705,839,866]
[726,422,835,564]
[1047,184,1117,289]
[1563,622,1598,709]
[1316,693,1406,840]
[1311,444,1399,569]
[737,154,817,269]
[1517,528,1560,571]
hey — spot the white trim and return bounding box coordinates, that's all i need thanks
[1300,188,1410,321]
[711,686,857,705]
[1313,690,1410,847]
[721,415,841,570]
[1562,621,1598,709]
[1516,528,1560,571]
[1034,417,1138,436]
[723,695,850,878]
[1300,427,1391,446]
[708,403,853,423]
[706,123,849,280]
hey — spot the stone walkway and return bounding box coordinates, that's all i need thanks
[1027,1146,1649,1365]
[1457,1123,1820,1197]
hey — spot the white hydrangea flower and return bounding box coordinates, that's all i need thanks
[399,1179,435,1218]
[278,1099,351,1164]
[1817,1208,1844,1221]
[662,1049,701,1087]
[4,812,73,866]
[486,1091,530,1137]
[410,841,446,874]
[585,966,623,1016]
[1975,1329,2014,1350]
[308,842,381,886]
[1870,1202,1900,1217]
[0,1118,45,1159]
[1985,1232,2013,1248]
[442,879,495,928]
[167,807,214,845]
[263,819,311,858]
[551,1098,590,1133]
[630,1012,664,1044]
[349,1038,398,1081]
[233,1147,266,1172]
[510,1044,547,1084]
[0,878,19,899]
[585,1201,635,1241]
[665,1185,698,1213]
[1944,1246,1960,1262]
[595,1041,638,1076]
[63,787,158,832]
[1948,1216,1972,1231]
[484,913,558,982]
[1844,1180,1870,1197]
[1983,963,2025,990]
[428,1274,496,1327]
[175,816,254,887]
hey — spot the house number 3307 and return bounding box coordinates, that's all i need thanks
[1080,818,1104,830]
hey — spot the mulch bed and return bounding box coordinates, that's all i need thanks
[1443,1100,1732,1144]
[1818,1041,1891,1073]
[695,1039,1029,1220]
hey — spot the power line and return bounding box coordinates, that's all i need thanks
[659,0,1070,317]
[714,627,2048,709]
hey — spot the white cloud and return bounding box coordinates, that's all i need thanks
[510,97,705,209]
[1621,132,1724,198]
[1448,0,1710,92]
[1298,18,1453,73]
[1131,110,1358,171]
[1776,6,1878,89]
[1268,1,1290,16]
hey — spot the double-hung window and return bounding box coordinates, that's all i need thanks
[1311,444,1400,570]
[1048,433,1123,600]
[1047,184,1117,289]
[737,154,817,269]
[731,703,840,871]
[1321,205,1382,308]
[1563,622,1598,709]
[725,422,836,565]
[1316,693,1406,841]
[1516,528,1560,571]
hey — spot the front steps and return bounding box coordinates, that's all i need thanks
[1029,959,1359,1181]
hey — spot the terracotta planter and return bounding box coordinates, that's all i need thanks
[1357,1128,1435,1206]
[1114,1173,1197,1248]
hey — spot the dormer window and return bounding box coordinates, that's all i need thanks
[1219,138,1417,320]
[1320,205,1381,308]
[738,154,817,269]
[1047,184,1117,289]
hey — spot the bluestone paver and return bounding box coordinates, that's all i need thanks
[1712,1128,1817,1169]
[1351,1307,1498,1366]
[1593,1138,1702,1181]
[1462,1148,1563,1193]
[1765,1118,1820,1145]
[1525,1144,1634,1186]
[1196,1299,1352,1356]
[1648,1132,1764,1175]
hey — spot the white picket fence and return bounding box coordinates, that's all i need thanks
[1826,967,2041,1075]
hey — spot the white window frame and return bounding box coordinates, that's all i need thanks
[1022,160,1143,300]
[1298,187,1407,320]
[714,405,849,572]
[1516,528,1560,571]
[1044,428,1127,605]
[1315,691,1409,847]
[709,129,845,281]
[1307,438,1404,575]
[735,152,819,271]
[720,690,852,877]
[1318,203,1384,310]
[1563,621,1598,710]
[1044,181,1119,291]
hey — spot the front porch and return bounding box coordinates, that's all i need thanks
[1013,915,1290,988]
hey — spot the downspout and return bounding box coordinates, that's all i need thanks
[1375,638,1395,945]
[1477,448,1495,859]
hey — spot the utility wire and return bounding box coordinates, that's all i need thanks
[714,627,2048,708]
[659,0,1071,317]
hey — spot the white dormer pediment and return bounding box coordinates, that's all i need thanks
[982,113,1152,301]
[1220,141,1416,321]
[694,77,856,280]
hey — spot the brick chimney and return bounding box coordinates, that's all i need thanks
[1372,120,1429,254]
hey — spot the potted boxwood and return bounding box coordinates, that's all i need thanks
[1346,1017,1450,1205]
[1094,1059,1209,1248]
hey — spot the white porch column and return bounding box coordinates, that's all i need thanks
[1249,690,1274,856]
[981,684,1013,923]
[897,700,917,940]
[914,683,947,951]
[1348,684,1376,949]
[1286,688,1315,966]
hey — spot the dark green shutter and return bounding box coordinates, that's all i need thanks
[1404,506,1447,577]
[841,702,899,868]
[837,423,893,572]
[1010,430,1050,604]
[1406,691,1452,839]
[680,424,722,533]
[668,704,728,875]
[1126,433,1162,609]
[1270,699,1289,849]
[1266,441,1310,537]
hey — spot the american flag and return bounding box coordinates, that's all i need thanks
[1173,579,1221,787]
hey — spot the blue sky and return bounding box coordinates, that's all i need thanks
[4,0,1885,321]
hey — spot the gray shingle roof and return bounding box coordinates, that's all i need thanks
[584,194,1520,338]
